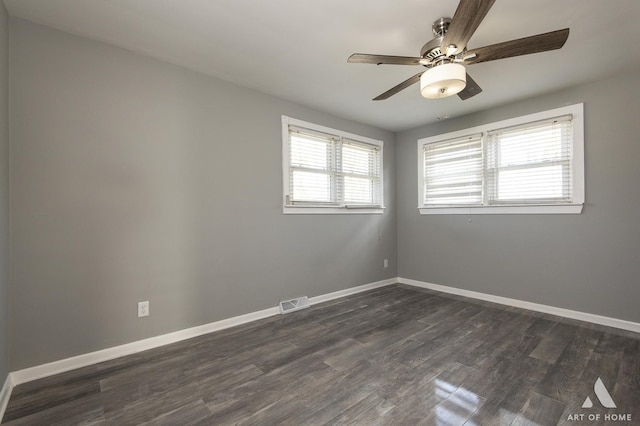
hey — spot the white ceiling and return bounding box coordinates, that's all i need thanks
[5,0,640,132]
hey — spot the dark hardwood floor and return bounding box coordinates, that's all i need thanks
[3,284,640,425]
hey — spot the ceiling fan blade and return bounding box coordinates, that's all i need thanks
[458,73,482,100]
[442,0,496,57]
[348,53,424,66]
[373,72,423,101]
[463,28,570,65]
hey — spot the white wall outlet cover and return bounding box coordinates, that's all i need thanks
[138,301,149,317]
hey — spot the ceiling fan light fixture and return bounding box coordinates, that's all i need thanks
[420,63,466,99]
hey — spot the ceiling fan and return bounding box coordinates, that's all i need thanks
[347,0,569,101]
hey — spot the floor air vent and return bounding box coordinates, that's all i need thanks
[279,296,310,314]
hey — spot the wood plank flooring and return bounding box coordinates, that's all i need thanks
[3,284,640,425]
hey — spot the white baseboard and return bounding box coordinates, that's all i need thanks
[10,278,397,387]
[399,277,640,334]
[0,374,12,423]
[10,306,282,386]
[309,278,397,305]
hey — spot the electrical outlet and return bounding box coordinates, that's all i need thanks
[384,259,389,268]
[138,301,149,317]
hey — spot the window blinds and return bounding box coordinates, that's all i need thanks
[288,126,382,206]
[422,114,574,207]
[341,139,382,205]
[486,115,573,204]
[423,134,483,205]
[289,127,337,204]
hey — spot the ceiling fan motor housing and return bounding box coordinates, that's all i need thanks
[420,18,453,64]
[420,37,444,63]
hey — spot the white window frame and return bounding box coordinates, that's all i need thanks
[282,116,384,214]
[417,104,584,215]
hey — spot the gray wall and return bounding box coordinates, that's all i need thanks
[397,70,640,323]
[9,19,396,370]
[0,2,9,384]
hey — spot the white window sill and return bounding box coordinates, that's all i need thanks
[284,206,385,215]
[418,204,583,215]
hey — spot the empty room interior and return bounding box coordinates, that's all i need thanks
[0,0,639,424]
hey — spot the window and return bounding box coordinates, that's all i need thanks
[283,116,384,214]
[486,116,573,205]
[418,104,584,214]
[423,133,483,206]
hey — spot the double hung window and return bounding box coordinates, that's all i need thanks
[283,116,384,214]
[418,104,584,214]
